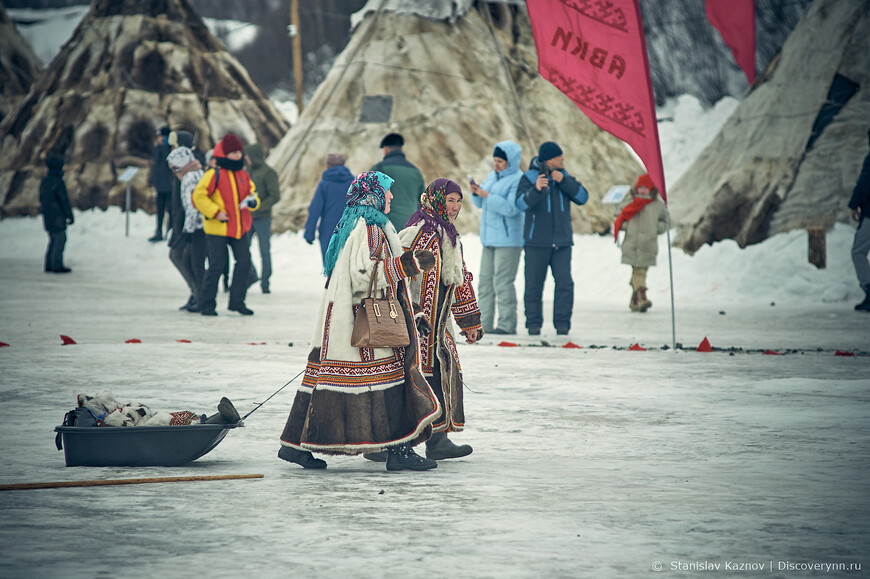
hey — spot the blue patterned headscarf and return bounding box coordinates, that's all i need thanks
[322,171,395,277]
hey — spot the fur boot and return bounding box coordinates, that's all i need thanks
[629,287,641,311]
[638,287,652,312]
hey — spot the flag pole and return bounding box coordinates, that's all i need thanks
[664,206,676,352]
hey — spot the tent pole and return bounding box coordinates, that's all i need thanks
[665,207,676,352]
[277,0,388,166]
[481,4,534,152]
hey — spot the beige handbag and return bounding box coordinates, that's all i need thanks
[351,245,411,349]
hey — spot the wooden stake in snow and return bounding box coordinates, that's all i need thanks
[0,474,264,492]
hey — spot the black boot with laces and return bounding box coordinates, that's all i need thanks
[386,444,437,471]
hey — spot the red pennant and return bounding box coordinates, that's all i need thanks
[562,342,582,349]
[697,337,713,352]
[763,350,782,356]
[628,343,646,351]
[60,335,76,345]
[527,0,667,201]
[0,341,9,347]
[176,339,192,343]
[125,339,142,344]
[497,341,519,347]
[248,342,267,346]
[835,350,855,357]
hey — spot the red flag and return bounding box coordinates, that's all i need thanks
[705,0,756,84]
[526,0,667,202]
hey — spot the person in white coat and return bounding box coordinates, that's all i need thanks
[613,174,667,312]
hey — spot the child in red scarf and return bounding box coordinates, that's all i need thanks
[613,174,667,312]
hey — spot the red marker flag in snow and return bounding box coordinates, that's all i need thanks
[526,0,667,202]
[705,0,755,85]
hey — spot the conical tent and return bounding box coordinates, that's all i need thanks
[669,0,869,253]
[0,0,289,218]
[0,4,42,123]
[267,2,643,235]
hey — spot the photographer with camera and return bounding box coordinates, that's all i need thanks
[515,141,588,336]
[192,134,260,316]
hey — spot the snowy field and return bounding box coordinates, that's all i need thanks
[0,206,868,578]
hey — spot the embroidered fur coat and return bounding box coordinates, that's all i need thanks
[399,223,482,433]
[280,219,440,455]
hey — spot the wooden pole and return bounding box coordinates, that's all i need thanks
[0,474,264,492]
[291,0,304,113]
[808,227,826,269]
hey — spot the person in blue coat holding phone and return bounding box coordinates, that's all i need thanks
[470,140,524,334]
[514,141,588,336]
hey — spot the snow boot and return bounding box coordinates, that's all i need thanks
[179,295,196,311]
[386,444,437,471]
[856,286,870,312]
[629,288,641,312]
[217,397,240,422]
[363,451,388,462]
[425,432,472,460]
[202,398,240,424]
[638,287,652,312]
[278,445,327,469]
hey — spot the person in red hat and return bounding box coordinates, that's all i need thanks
[192,133,260,316]
[613,174,667,312]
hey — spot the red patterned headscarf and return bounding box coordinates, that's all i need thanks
[406,178,463,246]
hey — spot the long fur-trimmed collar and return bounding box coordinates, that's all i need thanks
[402,222,464,287]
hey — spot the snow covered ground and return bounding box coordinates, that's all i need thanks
[0,205,868,577]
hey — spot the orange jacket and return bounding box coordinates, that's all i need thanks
[192,167,260,239]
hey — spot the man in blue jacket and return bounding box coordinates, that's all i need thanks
[515,141,588,335]
[470,140,524,334]
[849,128,870,312]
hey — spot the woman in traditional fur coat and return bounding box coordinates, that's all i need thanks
[399,178,483,460]
[613,174,667,312]
[278,171,441,471]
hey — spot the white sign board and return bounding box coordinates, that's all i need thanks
[602,184,630,204]
[118,167,139,183]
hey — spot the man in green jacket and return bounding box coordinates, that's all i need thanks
[370,133,424,231]
[244,143,280,293]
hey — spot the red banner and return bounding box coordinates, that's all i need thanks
[526,0,666,202]
[706,0,756,85]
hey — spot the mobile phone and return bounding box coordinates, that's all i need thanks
[468,174,476,186]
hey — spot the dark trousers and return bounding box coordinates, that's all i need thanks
[523,245,574,331]
[185,230,208,292]
[170,230,208,296]
[199,235,252,313]
[251,216,272,290]
[155,190,171,235]
[169,236,195,295]
[45,230,67,271]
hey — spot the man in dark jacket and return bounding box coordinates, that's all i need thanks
[515,141,588,335]
[304,153,354,262]
[40,154,74,273]
[849,128,870,312]
[370,133,424,231]
[148,126,174,242]
[244,143,280,293]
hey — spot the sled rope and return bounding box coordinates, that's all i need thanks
[0,474,264,492]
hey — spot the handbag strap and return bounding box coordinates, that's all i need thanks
[365,231,385,298]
